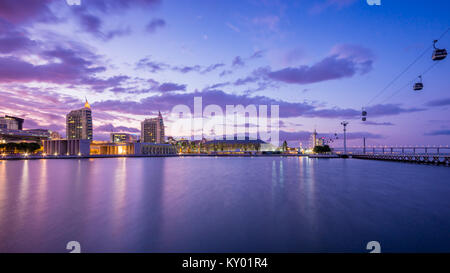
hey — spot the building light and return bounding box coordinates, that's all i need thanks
[42,153,47,157]
[24,153,29,157]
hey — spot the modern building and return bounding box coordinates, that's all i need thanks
[0,115,24,130]
[43,139,91,156]
[0,128,50,143]
[88,141,176,156]
[311,129,318,148]
[141,111,164,143]
[110,133,137,143]
[66,99,93,140]
[202,138,267,153]
[90,141,136,155]
[135,143,176,155]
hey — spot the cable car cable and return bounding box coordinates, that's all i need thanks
[378,61,440,104]
[365,27,449,107]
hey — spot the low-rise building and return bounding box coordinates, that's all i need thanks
[203,139,267,153]
[43,140,176,156]
[90,141,136,155]
[0,128,51,143]
[43,139,91,156]
[135,143,177,155]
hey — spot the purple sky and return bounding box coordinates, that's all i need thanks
[0,0,449,146]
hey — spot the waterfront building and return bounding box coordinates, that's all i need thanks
[90,141,176,155]
[43,139,91,156]
[135,143,176,155]
[0,128,50,143]
[110,133,137,143]
[0,115,24,130]
[66,99,93,140]
[202,138,267,154]
[311,129,318,148]
[141,111,164,143]
[90,141,136,155]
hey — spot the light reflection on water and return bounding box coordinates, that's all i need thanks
[0,157,450,252]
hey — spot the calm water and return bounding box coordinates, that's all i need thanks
[0,157,449,253]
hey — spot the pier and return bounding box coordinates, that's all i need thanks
[352,153,450,166]
[344,146,450,166]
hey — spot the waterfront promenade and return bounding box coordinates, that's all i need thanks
[0,153,306,161]
[2,152,449,166]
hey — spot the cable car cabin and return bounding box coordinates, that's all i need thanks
[413,82,423,91]
[432,48,447,61]
[361,110,367,121]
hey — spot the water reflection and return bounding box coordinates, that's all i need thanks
[112,158,127,237]
[0,157,450,252]
[18,160,29,226]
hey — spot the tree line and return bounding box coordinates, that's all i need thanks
[0,143,41,153]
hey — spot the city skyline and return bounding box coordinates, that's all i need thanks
[0,0,449,146]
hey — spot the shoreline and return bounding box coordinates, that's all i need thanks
[0,153,312,161]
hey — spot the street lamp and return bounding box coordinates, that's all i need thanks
[341,121,349,155]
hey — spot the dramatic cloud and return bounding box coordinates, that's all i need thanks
[0,55,104,84]
[78,0,161,13]
[267,55,372,85]
[0,0,57,24]
[262,44,374,85]
[172,63,225,74]
[136,57,169,73]
[249,50,264,59]
[93,90,314,117]
[232,56,245,67]
[425,130,450,136]
[79,13,102,34]
[136,57,224,75]
[362,121,395,126]
[91,89,422,120]
[0,31,37,54]
[73,10,132,40]
[154,82,186,92]
[278,130,383,142]
[96,123,140,133]
[234,76,259,86]
[365,104,425,117]
[344,132,383,140]
[0,33,130,92]
[145,18,166,33]
[69,0,161,40]
[219,70,233,77]
[81,75,130,92]
[425,98,450,107]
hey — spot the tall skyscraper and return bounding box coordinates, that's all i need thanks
[311,129,317,148]
[141,111,165,143]
[66,99,93,140]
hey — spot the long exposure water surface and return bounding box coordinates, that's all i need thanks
[0,157,449,252]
